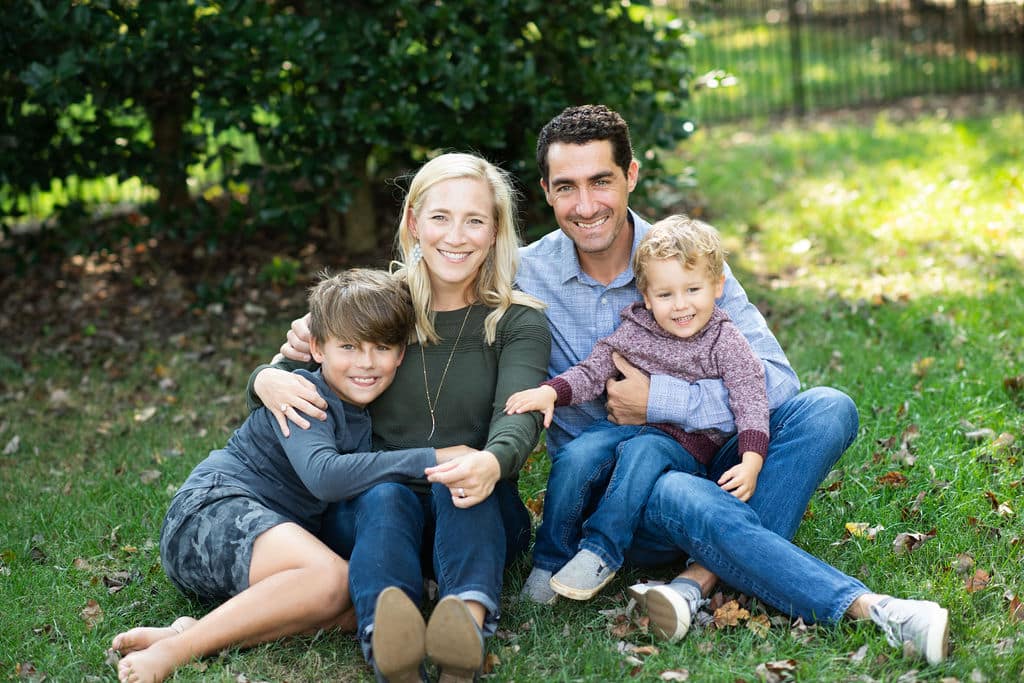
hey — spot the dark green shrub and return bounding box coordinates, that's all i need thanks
[4,1,693,257]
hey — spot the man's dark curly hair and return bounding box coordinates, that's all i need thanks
[535,104,634,184]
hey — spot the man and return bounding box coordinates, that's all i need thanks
[513,105,946,663]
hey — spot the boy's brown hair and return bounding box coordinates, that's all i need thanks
[634,214,726,293]
[308,268,414,346]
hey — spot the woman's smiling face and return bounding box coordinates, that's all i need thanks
[409,177,496,307]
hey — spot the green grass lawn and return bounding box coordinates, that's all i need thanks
[3,94,1023,681]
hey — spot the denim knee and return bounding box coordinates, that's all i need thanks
[789,387,859,449]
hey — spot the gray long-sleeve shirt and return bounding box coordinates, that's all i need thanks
[181,369,436,531]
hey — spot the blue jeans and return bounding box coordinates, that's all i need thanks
[623,387,868,625]
[532,420,700,572]
[320,479,529,652]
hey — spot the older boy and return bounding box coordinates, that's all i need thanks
[111,270,468,683]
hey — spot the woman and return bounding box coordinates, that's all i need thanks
[250,153,550,682]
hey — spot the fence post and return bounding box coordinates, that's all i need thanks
[787,0,806,116]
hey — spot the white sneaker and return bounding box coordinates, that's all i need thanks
[869,597,949,665]
[627,582,695,642]
[519,567,558,605]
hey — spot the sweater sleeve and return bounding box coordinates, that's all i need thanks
[484,306,553,478]
[275,404,436,502]
[546,332,621,406]
[713,322,771,457]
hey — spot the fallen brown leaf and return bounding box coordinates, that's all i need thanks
[892,529,936,554]
[524,494,544,518]
[482,652,500,675]
[954,553,975,575]
[80,599,104,630]
[755,658,798,682]
[877,471,908,487]
[713,600,750,628]
[139,469,162,484]
[911,357,934,377]
[748,613,771,638]
[965,568,990,593]
[1009,593,1024,621]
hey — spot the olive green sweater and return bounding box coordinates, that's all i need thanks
[247,304,552,490]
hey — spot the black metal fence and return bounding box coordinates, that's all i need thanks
[668,0,1024,121]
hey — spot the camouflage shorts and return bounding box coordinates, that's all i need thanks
[159,476,291,603]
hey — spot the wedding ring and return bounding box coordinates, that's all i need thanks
[280,404,289,413]
[458,487,466,499]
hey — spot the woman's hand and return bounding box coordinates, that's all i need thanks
[254,367,327,437]
[424,450,500,509]
[281,313,314,362]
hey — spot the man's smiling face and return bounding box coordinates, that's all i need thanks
[541,140,638,258]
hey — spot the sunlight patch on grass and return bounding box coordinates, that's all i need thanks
[679,101,1024,303]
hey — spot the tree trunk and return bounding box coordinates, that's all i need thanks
[146,89,192,212]
[342,159,378,256]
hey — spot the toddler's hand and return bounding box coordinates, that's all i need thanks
[504,386,557,428]
[717,451,763,502]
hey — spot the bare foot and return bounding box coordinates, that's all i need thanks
[110,616,197,654]
[117,639,187,683]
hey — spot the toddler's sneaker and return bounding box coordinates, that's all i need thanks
[869,597,949,665]
[627,578,704,642]
[519,567,558,605]
[549,549,616,600]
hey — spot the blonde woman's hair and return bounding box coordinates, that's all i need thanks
[634,214,726,293]
[392,152,544,345]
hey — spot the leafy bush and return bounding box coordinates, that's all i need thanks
[3,1,693,256]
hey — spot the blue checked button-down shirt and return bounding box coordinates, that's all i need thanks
[516,209,800,456]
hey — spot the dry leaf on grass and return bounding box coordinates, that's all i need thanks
[893,528,936,554]
[660,670,690,681]
[748,613,771,638]
[755,658,797,682]
[964,568,990,593]
[877,471,908,487]
[713,599,749,628]
[80,599,104,630]
[134,406,157,422]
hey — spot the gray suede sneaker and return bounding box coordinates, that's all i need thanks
[519,567,558,605]
[627,579,704,642]
[869,597,949,665]
[549,549,616,600]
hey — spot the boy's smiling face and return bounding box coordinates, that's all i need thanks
[311,338,405,408]
[641,255,725,340]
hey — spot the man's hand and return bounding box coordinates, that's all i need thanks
[605,352,650,425]
[717,451,763,502]
[281,313,313,362]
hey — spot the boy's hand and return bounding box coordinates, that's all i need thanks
[504,386,557,428]
[717,451,763,502]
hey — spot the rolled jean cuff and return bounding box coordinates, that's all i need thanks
[456,590,498,636]
[829,587,871,626]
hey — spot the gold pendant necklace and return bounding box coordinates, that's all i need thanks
[420,305,474,440]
